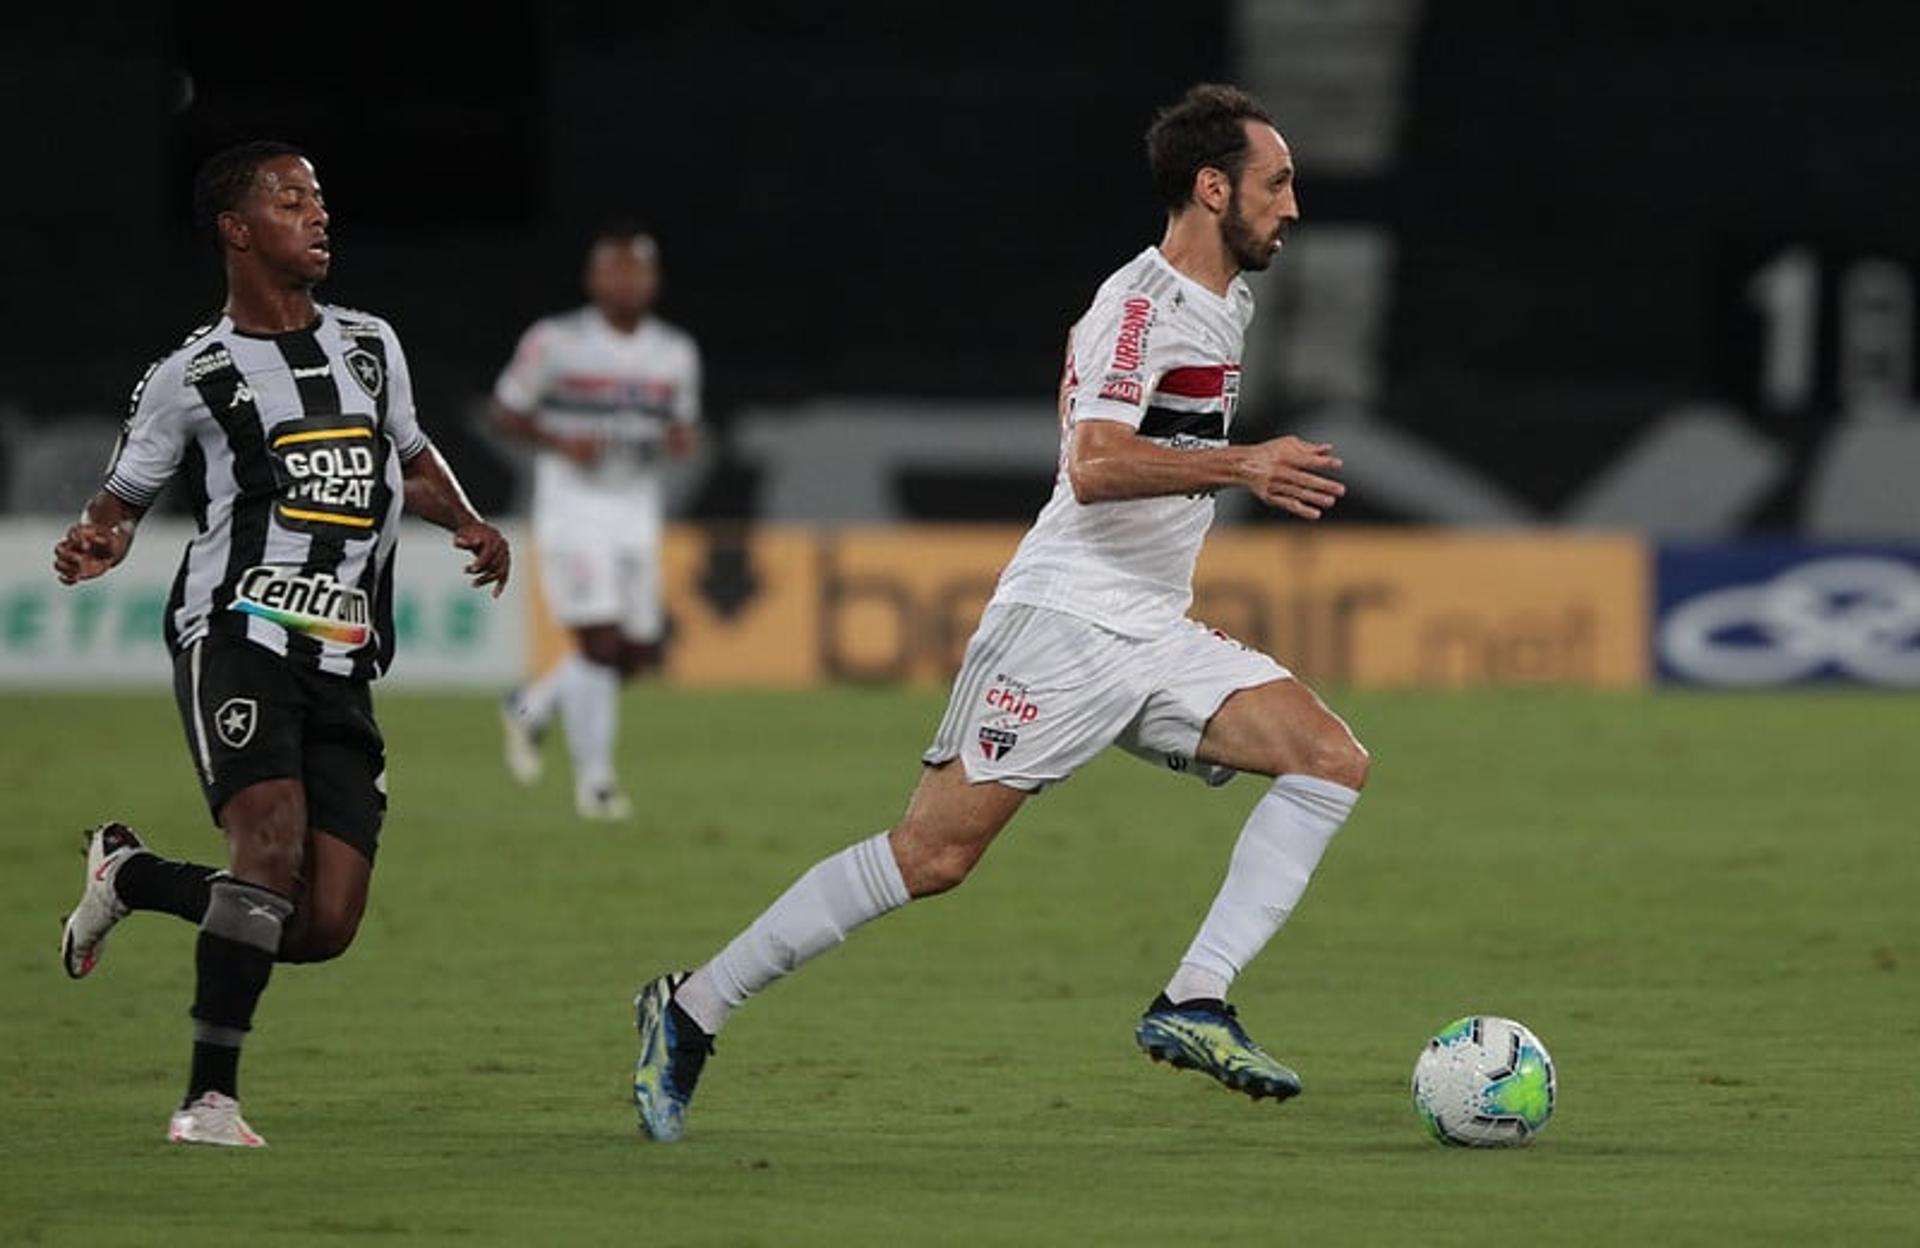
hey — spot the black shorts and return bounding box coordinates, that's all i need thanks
[172,635,387,861]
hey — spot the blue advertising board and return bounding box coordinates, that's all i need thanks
[1655,543,1920,686]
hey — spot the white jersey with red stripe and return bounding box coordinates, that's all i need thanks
[493,306,701,534]
[990,246,1254,638]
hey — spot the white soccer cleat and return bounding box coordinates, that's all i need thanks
[500,694,546,786]
[167,1092,267,1148]
[60,821,145,979]
[575,782,634,822]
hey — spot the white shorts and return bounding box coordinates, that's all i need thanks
[538,538,663,641]
[922,603,1292,792]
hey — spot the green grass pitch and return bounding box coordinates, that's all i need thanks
[2,687,1914,1245]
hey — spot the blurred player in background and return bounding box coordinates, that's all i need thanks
[491,225,701,821]
[630,84,1369,1141]
[54,141,510,1147]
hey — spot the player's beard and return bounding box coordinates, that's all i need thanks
[1222,186,1278,273]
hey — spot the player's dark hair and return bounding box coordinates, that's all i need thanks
[589,219,658,258]
[1146,84,1276,211]
[192,140,307,237]
[593,219,651,246]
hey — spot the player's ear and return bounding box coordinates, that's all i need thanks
[1194,166,1231,216]
[217,210,250,252]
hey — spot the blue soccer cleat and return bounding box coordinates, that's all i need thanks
[632,973,714,1142]
[1135,993,1303,1103]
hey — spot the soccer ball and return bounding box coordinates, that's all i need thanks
[1411,1015,1556,1147]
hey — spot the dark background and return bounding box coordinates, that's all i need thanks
[5,2,1918,524]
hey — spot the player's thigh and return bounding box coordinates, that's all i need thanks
[573,622,626,668]
[301,671,387,865]
[174,636,308,863]
[1116,620,1291,785]
[614,544,664,645]
[218,777,309,892]
[538,537,623,627]
[921,604,1146,792]
[280,829,372,963]
[1196,676,1368,786]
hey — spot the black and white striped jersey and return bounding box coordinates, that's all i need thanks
[103,305,432,680]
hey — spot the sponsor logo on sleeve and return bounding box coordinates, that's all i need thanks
[1109,296,1153,372]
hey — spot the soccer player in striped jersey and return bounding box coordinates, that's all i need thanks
[630,84,1369,1141]
[491,227,701,821]
[53,141,510,1147]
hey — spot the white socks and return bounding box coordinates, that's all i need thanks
[1165,773,1359,1004]
[667,777,1354,1037]
[520,654,624,793]
[559,656,621,791]
[676,832,910,1035]
[514,657,570,727]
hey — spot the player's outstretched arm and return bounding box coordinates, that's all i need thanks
[400,445,511,597]
[53,492,145,585]
[1066,420,1345,520]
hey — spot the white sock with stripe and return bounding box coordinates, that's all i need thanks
[1165,774,1359,1004]
[674,832,910,1035]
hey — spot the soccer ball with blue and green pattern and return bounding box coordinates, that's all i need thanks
[1411,1015,1556,1146]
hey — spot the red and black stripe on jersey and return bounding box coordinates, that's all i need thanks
[1138,364,1229,441]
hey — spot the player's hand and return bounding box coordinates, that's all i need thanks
[550,434,602,468]
[52,522,132,585]
[453,522,511,597]
[1242,436,1346,521]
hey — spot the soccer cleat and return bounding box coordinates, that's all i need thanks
[632,973,714,1142]
[576,782,634,822]
[167,1091,267,1147]
[60,821,145,979]
[1134,994,1303,1103]
[500,693,546,785]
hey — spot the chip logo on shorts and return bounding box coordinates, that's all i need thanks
[978,726,1018,760]
[984,682,1042,725]
[979,679,1041,760]
[214,697,258,749]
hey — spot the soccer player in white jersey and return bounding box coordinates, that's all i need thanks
[492,226,701,820]
[631,83,1368,1141]
[52,141,510,1146]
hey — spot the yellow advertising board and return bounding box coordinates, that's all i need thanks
[528,526,1649,689]
[1192,529,1647,688]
